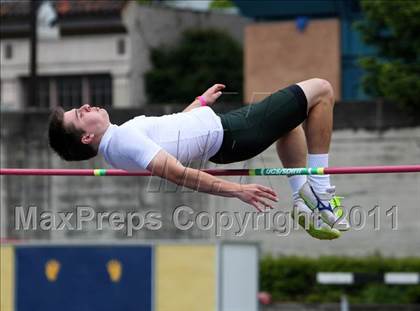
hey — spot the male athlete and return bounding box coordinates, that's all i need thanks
[49,78,349,240]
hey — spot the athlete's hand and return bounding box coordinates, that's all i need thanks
[200,84,226,105]
[234,184,278,212]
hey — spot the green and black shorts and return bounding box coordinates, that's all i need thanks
[209,84,308,164]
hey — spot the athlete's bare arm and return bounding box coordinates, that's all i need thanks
[147,149,278,211]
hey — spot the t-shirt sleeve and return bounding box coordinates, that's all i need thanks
[117,130,162,170]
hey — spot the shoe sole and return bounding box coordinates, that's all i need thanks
[292,211,341,240]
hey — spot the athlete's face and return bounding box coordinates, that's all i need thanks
[63,104,110,143]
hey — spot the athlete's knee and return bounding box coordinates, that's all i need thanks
[297,78,335,109]
[313,78,334,102]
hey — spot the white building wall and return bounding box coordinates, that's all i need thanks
[0,78,22,110]
[1,3,248,109]
[113,74,131,108]
[0,34,131,109]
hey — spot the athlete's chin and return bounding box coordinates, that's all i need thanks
[101,109,110,122]
[100,108,109,116]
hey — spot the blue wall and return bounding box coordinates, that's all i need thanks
[16,246,153,311]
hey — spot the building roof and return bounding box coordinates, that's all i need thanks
[0,0,127,18]
[232,0,361,20]
[0,0,128,38]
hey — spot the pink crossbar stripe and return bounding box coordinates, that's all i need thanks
[0,165,419,176]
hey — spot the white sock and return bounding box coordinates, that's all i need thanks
[308,153,331,193]
[288,175,307,200]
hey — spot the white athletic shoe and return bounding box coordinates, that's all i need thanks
[292,198,341,240]
[298,182,350,231]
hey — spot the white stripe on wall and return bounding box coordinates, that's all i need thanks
[317,272,354,285]
[384,273,420,285]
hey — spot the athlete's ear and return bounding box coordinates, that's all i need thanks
[81,133,94,145]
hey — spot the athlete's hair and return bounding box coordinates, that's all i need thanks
[48,107,98,161]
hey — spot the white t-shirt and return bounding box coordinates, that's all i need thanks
[98,107,224,170]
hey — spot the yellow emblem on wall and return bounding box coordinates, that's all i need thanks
[45,259,61,282]
[107,259,122,282]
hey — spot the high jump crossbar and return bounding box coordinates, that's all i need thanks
[0,165,419,176]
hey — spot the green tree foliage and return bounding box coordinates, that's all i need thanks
[356,0,420,112]
[145,29,243,104]
[260,255,420,304]
[209,0,234,9]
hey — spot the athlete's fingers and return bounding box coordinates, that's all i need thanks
[255,196,273,210]
[214,84,226,91]
[256,190,278,203]
[213,91,222,100]
[250,200,263,212]
[211,86,225,96]
[257,185,278,200]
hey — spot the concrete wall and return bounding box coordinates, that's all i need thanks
[210,127,420,257]
[0,108,214,241]
[244,19,341,103]
[1,103,419,257]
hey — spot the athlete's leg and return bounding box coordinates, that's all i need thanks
[296,78,334,154]
[295,78,349,231]
[276,125,307,198]
[276,125,307,168]
[276,122,341,240]
[296,78,334,192]
[276,77,334,198]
